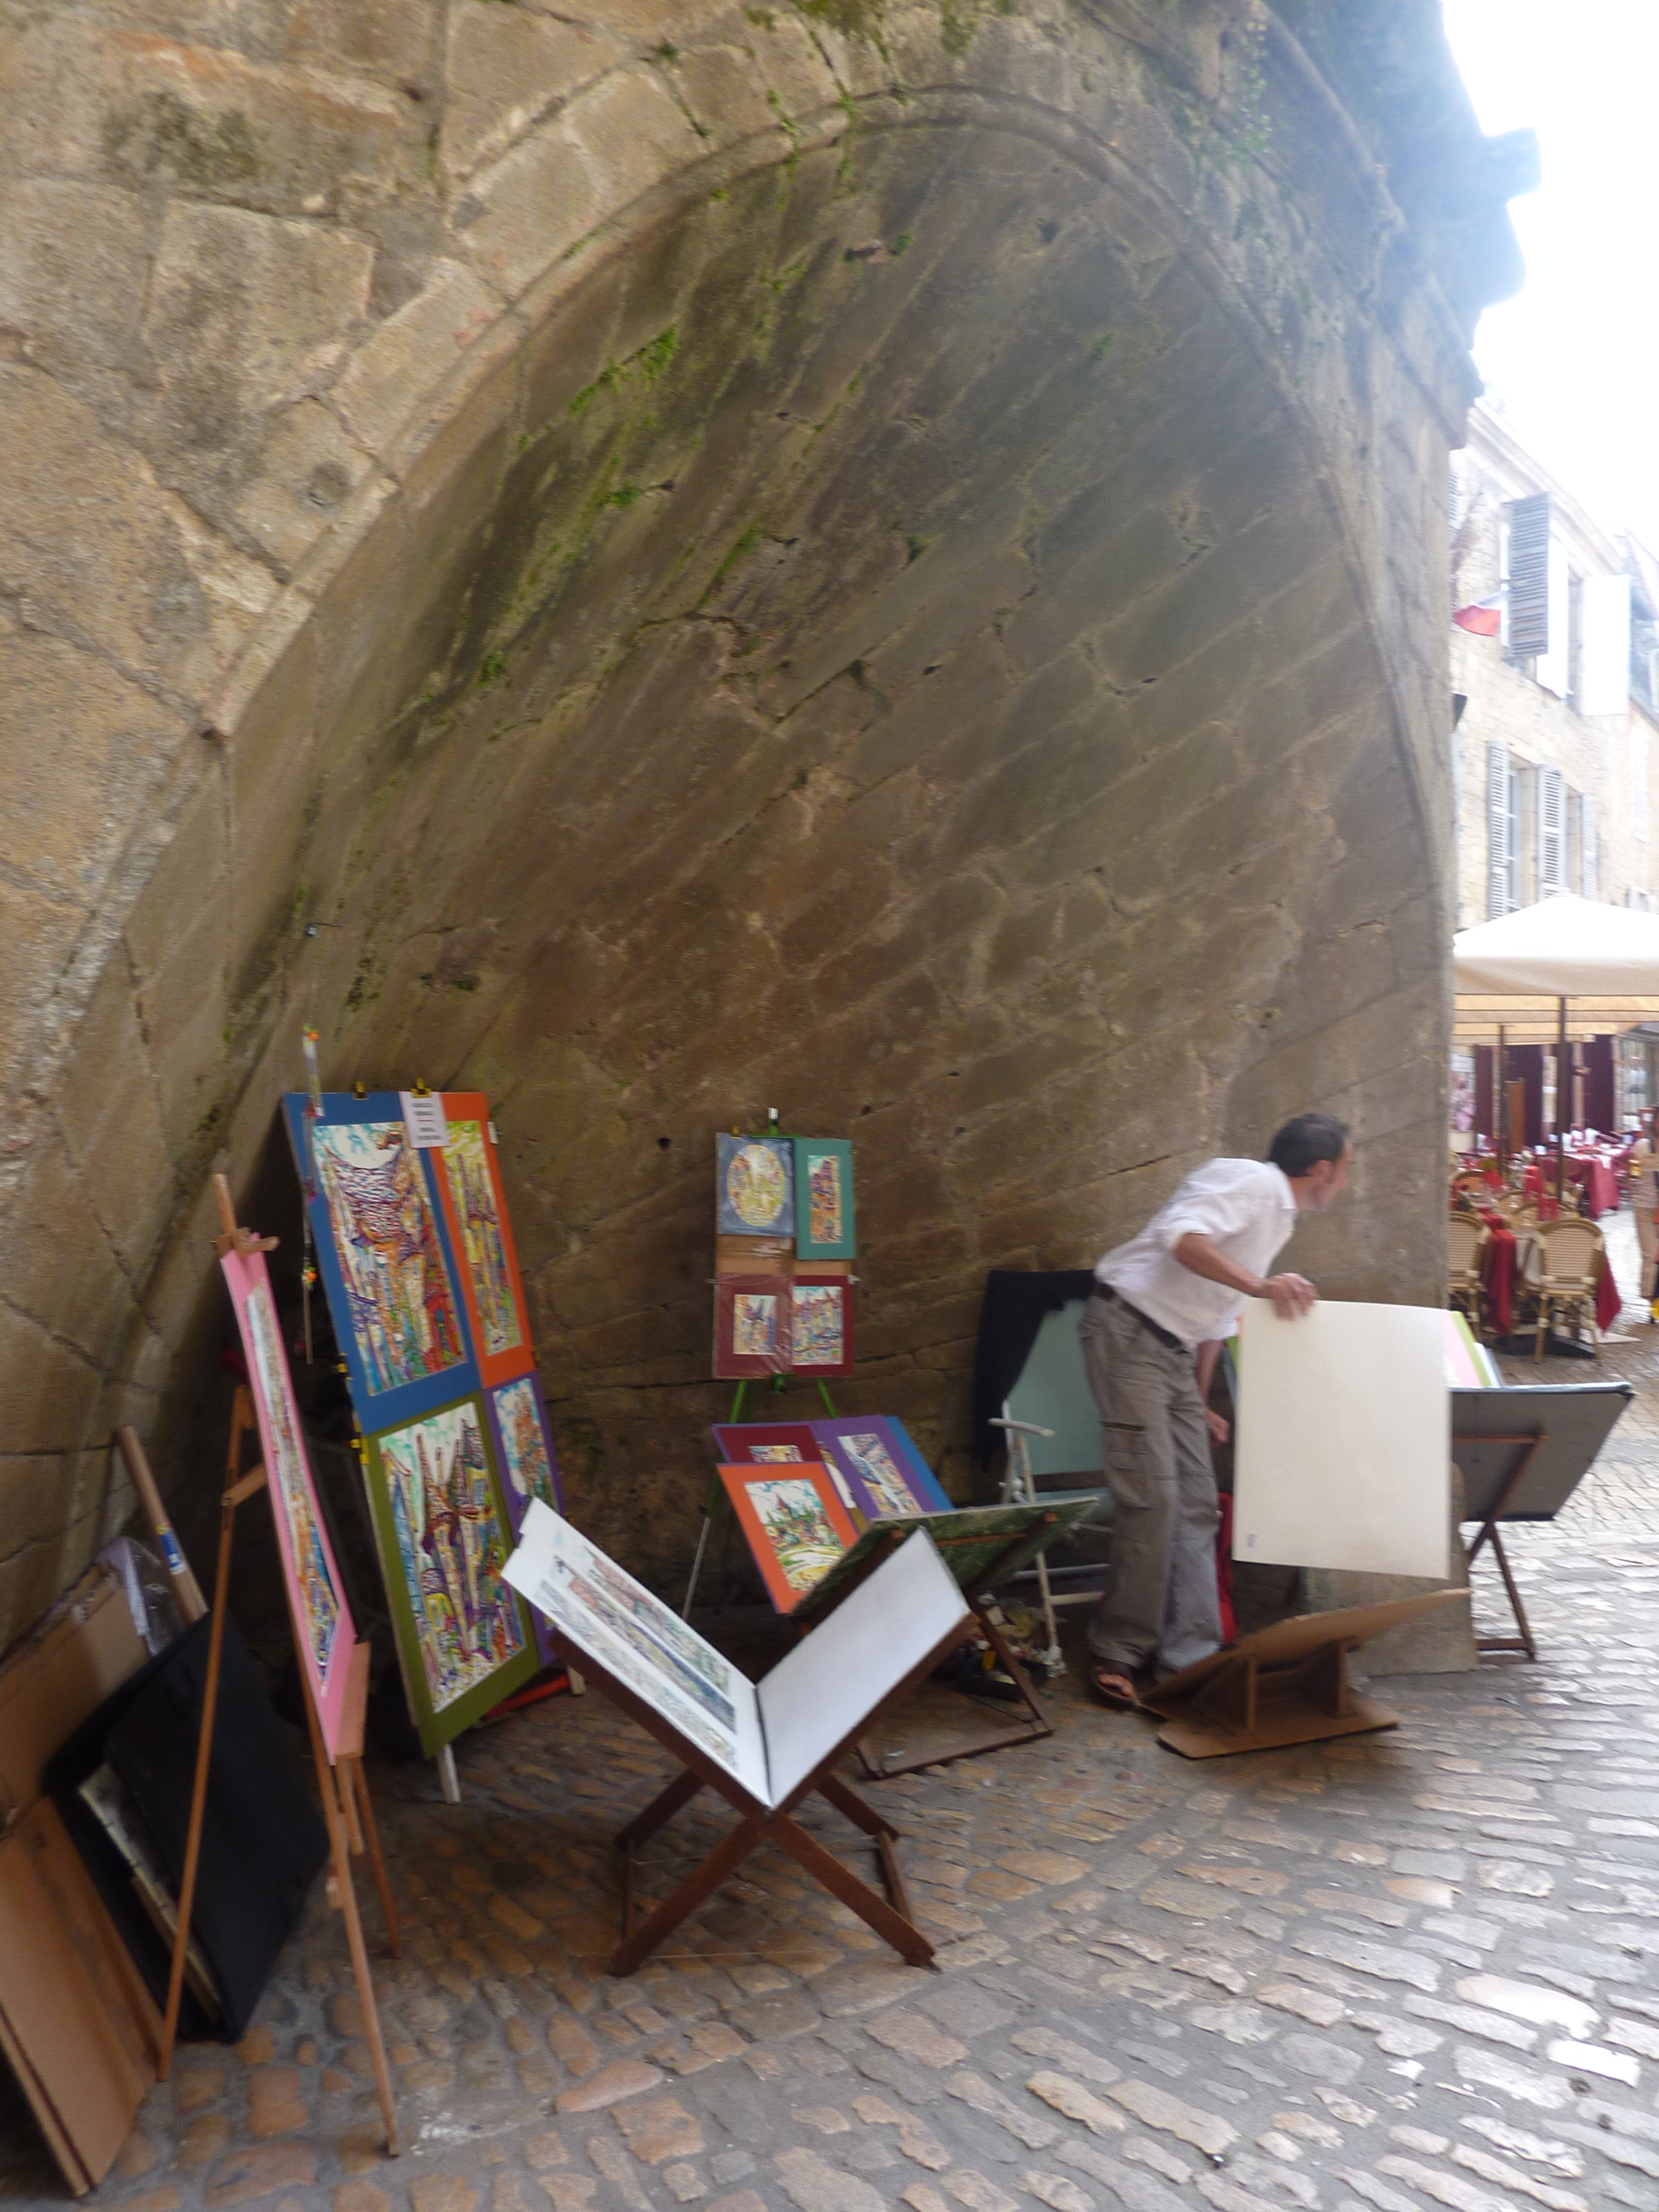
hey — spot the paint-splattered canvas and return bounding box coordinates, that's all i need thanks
[445,1120,523,1359]
[374,1398,528,1729]
[312,1120,466,1398]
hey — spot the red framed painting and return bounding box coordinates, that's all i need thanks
[431,1093,534,1387]
[711,1421,857,1513]
[789,1275,854,1379]
[714,1276,793,1378]
[717,1463,857,1614]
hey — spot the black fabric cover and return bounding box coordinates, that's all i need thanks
[971,1268,1097,1468]
[47,1613,327,2042]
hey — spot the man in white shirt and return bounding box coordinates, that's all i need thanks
[1083,1113,1352,1709]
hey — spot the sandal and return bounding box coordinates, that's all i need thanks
[1088,1666,1144,1712]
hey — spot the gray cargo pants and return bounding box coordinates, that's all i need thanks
[1081,1292,1222,1680]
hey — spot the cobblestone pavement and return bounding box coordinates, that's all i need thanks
[10,1215,1659,2212]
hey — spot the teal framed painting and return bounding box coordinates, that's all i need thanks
[794,1138,854,1259]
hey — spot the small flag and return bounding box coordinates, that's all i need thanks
[1454,596,1503,636]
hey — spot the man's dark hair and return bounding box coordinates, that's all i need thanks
[1267,1113,1350,1179]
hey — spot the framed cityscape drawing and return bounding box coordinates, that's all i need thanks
[714,1276,793,1378]
[789,1275,854,1379]
[716,1134,794,1239]
[717,1463,856,1614]
[431,1096,534,1387]
[794,1138,854,1260]
[220,1246,355,1758]
[812,1415,952,1518]
[485,1369,564,1667]
[283,1093,477,1428]
[711,1422,856,1511]
[362,1391,538,1751]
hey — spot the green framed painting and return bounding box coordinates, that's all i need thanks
[794,1498,1096,1624]
[794,1138,855,1260]
[363,1390,540,1751]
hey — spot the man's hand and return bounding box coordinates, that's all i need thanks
[1205,1408,1230,1446]
[1262,1271,1317,1317]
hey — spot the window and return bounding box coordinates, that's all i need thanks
[1487,741,1520,916]
[1635,722,1651,843]
[1581,793,1599,899]
[1537,767,1566,897]
[1579,575,1632,716]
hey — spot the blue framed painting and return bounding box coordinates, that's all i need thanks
[794,1138,855,1259]
[716,1133,794,1239]
[283,1091,478,1430]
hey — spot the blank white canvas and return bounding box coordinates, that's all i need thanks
[758,1530,969,1805]
[1235,1301,1450,1580]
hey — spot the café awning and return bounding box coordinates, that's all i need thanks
[1453,894,1659,1043]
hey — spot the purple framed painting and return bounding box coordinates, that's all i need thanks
[809,1416,951,1520]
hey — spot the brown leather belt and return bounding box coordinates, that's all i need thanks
[1090,1284,1190,1356]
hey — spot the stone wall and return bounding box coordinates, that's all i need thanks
[0,1,1521,1635]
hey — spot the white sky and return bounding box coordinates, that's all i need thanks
[1441,0,1659,553]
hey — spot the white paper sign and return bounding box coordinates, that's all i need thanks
[1235,1299,1450,1580]
[400,1091,449,1148]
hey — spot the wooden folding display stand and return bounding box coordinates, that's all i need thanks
[793,1503,1093,1780]
[1142,1591,1470,1760]
[1458,1429,1543,1660]
[159,1184,401,2157]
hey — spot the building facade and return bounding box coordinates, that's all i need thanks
[1451,406,1659,1140]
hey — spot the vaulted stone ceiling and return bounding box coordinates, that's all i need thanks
[0,1,1523,1634]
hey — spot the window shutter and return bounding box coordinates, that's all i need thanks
[1579,574,1632,716]
[1538,767,1566,896]
[1507,492,1551,656]
[1581,793,1599,899]
[1536,540,1571,697]
[1487,742,1510,917]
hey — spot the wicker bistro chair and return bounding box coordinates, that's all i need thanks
[1532,1216,1607,1363]
[1447,1212,1490,1333]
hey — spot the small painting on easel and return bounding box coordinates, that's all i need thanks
[364,1393,538,1750]
[220,1247,355,1758]
[431,1096,535,1387]
[793,1138,855,1260]
[714,1276,793,1378]
[789,1276,854,1378]
[486,1370,564,1668]
[716,1135,794,1239]
[718,1463,857,1614]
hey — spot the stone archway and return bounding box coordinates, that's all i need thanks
[0,3,1520,1633]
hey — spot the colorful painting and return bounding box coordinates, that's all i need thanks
[751,1444,804,1462]
[486,1371,563,1668]
[719,1462,857,1615]
[714,1276,793,1378]
[220,1247,354,1758]
[372,1398,529,1731]
[813,1415,953,1516]
[789,1276,854,1377]
[793,1137,855,1259]
[446,1121,521,1357]
[794,1499,1098,1625]
[837,1430,916,1518]
[312,1119,466,1398]
[717,1134,794,1238]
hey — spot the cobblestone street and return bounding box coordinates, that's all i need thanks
[10,1218,1659,2212]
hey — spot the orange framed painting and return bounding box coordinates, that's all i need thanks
[717,1462,857,1614]
[431,1094,534,1387]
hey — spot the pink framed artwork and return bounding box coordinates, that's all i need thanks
[220,1247,355,1760]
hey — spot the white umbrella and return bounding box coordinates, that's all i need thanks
[1453,894,1659,1185]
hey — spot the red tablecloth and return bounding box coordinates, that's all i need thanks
[1572,1156,1620,1218]
[1598,1255,1623,1333]
[1478,1210,1516,1336]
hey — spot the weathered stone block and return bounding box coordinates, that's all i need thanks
[441,7,621,185]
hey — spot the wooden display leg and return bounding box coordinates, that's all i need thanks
[859,1594,1053,1778]
[1149,1638,1401,1759]
[611,1769,933,1977]
[1456,1430,1543,1660]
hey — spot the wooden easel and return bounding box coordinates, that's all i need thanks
[159,1181,401,2157]
[1142,1591,1469,1758]
[799,1518,1059,1780]
[591,1634,959,1977]
[1455,1427,1544,1660]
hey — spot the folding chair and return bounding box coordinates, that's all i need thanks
[992,1297,1112,1661]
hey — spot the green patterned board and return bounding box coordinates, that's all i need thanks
[793,1498,1095,1625]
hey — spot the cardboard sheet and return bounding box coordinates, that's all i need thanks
[0,1567,147,1825]
[1235,1299,1450,1579]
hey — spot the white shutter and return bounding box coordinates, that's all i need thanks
[1487,740,1511,917]
[1506,493,1550,655]
[1579,574,1632,716]
[1536,539,1571,697]
[1537,767,1566,896]
[1581,793,1599,899]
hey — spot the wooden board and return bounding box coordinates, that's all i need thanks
[1153,1689,1406,1761]
[0,1567,147,1824]
[0,1800,159,2193]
